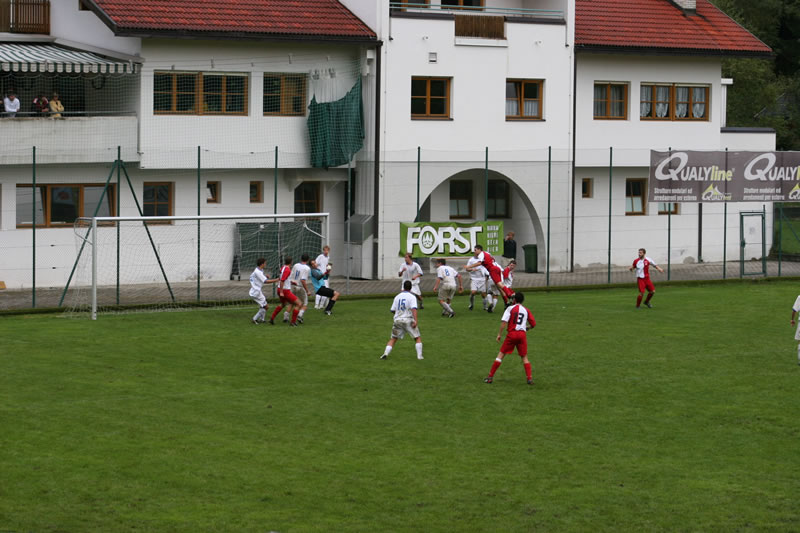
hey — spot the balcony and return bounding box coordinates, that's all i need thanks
[0,0,50,35]
[390,2,564,40]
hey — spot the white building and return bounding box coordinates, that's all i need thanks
[343,0,774,277]
[0,0,776,293]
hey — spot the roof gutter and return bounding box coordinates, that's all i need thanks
[574,44,772,59]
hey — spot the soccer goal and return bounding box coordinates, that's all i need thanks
[62,213,329,319]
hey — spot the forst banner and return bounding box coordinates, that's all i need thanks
[649,150,800,203]
[400,221,503,257]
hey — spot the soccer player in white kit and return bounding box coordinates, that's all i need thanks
[399,253,424,308]
[432,258,463,318]
[249,258,278,324]
[289,254,312,324]
[380,280,424,360]
[465,255,490,311]
[790,294,800,365]
[314,245,331,309]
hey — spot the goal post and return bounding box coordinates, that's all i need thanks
[64,212,330,319]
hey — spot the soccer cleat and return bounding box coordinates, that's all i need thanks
[289,322,298,327]
[487,304,494,313]
[325,310,332,316]
[645,302,652,308]
[380,353,388,360]
[283,317,289,323]
[417,354,424,360]
[297,317,304,324]
[527,379,534,385]
[442,310,447,316]
[251,319,259,325]
[448,311,455,318]
[269,319,275,325]
[484,376,493,384]
[469,303,474,311]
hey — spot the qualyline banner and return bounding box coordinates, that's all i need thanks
[400,221,503,257]
[649,150,800,203]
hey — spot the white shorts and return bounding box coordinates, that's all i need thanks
[438,284,456,301]
[404,283,421,297]
[291,285,308,306]
[470,278,486,293]
[392,319,420,340]
[250,289,267,308]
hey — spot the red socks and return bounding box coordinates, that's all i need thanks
[524,362,532,381]
[270,305,283,321]
[636,294,643,307]
[291,308,299,324]
[488,359,502,377]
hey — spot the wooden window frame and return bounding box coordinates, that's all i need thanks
[625,178,647,216]
[442,0,485,9]
[593,83,628,120]
[658,202,679,215]
[263,73,308,117]
[487,179,510,218]
[449,179,473,219]
[250,181,263,204]
[411,76,451,119]
[505,79,543,121]
[153,72,249,116]
[581,178,593,199]
[142,182,174,223]
[294,182,321,214]
[16,183,117,228]
[206,181,221,204]
[640,84,709,121]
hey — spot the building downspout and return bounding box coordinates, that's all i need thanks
[372,40,383,279]
[569,49,577,272]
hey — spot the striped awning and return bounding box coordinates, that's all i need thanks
[0,43,138,74]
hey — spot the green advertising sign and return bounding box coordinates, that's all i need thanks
[399,221,503,257]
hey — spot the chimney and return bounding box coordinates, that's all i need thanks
[671,0,697,14]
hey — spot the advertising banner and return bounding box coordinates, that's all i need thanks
[649,150,800,203]
[399,221,503,257]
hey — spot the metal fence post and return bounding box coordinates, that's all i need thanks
[116,146,121,305]
[416,146,420,222]
[608,146,613,284]
[31,146,36,308]
[779,203,783,277]
[484,147,489,221]
[197,146,201,302]
[546,146,551,287]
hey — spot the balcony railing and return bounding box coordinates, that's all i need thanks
[0,0,50,34]
[389,2,563,20]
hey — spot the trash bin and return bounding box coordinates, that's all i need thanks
[523,244,538,273]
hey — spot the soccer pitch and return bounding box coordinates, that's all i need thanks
[2,282,799,531]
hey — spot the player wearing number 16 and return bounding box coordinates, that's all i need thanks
[484,292,536,385]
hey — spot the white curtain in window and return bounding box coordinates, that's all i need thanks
[656,86,670,117]
[640,86,651,117]
[506,100,519,116]
[692,87,706,118]
[675,87,689,118]
[524,100,539,116]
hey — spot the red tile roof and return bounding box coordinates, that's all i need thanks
[576,0,771,56]
[87,0,376,41]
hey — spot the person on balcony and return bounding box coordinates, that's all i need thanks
[33,93,49,116]
[49,92,64,118]
[4,91,20,117]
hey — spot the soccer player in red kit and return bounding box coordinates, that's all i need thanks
[472,244,513,306]
[628,247,664,309]
[484,292,536,385]
[269,256,301,325]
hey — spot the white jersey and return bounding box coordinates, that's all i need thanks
[399,261,423,287]
[391,291,418,321]
[466,257,485,283]
[315,253,329,272]
[290,263,311,289]
[502,269,513,288]
[249,267,267,294]
[436,265,458,287]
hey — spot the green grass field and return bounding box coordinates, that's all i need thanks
[2,282,800,532]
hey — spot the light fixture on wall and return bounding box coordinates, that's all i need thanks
[428,52,438,64]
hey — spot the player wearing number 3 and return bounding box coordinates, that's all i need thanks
[628,247,664,309]
[380,280,423,360]
[484,292,536,385]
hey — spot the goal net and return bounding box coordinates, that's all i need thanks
[63,213,328,318]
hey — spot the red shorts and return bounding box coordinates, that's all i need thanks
[637,277,655,293]
[278,289,299,306]
[500,330,528,356]
[488,265,503,285]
